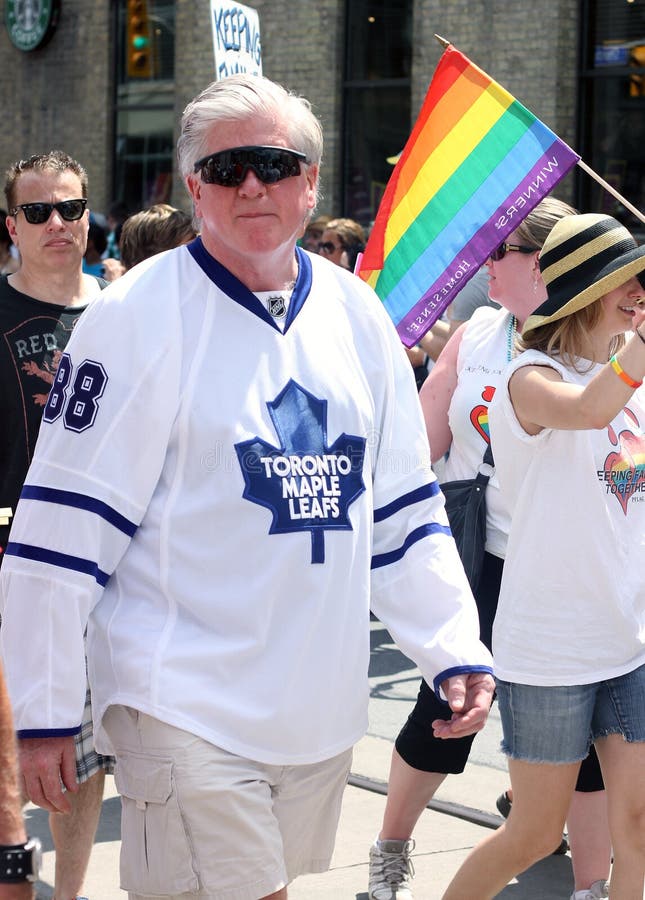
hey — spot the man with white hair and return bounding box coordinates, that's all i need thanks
[0,76,494,900]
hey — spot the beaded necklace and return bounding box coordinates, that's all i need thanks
[506,314,518,362]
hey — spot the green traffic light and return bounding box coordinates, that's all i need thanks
[133,35,149,49]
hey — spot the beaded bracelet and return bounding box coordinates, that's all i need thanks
[610,354,642,389]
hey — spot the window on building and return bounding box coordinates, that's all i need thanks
[113,0,175,213]
[579,0,645,235]
[343,1,412,227]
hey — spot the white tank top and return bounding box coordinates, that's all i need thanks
[443,306,515,558]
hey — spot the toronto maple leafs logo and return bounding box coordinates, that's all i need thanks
[235,380,366,564]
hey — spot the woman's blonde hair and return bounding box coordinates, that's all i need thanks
[513,195,576,251]
[519,300,625,370]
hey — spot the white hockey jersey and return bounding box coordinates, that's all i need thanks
[0,241,492,765]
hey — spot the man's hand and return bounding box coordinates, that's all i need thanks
[19,736,77,814]
[432,671,495,739]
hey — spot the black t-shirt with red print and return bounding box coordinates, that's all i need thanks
[0,275,104,561]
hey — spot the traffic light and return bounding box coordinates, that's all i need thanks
[127,0,152,78]
[629,45,645,98]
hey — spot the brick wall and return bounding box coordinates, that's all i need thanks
[0,0,113,214]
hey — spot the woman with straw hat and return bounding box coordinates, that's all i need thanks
[369,198,612,900]
[442,213,645,900]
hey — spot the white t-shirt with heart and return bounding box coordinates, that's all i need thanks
[490,348,645,685]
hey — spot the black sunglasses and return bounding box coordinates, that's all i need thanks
[193,145,308,187]
[489,242,536,262]
[10,199,88,225]
[318,241,341,254]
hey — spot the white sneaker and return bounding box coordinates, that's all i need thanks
[368,838,415,900]
[570,879,609,899]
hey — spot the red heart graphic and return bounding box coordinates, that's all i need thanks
[470,386,496,441]
[604,429,645,515]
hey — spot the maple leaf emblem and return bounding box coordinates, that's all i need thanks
[235,380,366,563]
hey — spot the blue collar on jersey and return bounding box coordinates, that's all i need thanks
[187,237,312,334]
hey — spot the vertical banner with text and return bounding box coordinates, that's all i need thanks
[210,1,262,81]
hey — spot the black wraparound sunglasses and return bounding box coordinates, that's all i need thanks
[193,145,308,187]
[318,241,341,254]
[489,242,536,262]
[10,199,87,225]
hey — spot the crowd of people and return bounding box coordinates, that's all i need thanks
[0,72,643,900]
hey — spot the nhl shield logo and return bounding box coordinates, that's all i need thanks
[267,295,287,318]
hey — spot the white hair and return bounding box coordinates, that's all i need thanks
[177,75,323,189]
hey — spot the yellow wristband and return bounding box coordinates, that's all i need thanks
[610,354,642,389]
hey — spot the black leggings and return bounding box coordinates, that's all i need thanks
[395,552,605,790]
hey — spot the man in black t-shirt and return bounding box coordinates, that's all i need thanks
[1,151,113,900]
[0,284,89,558]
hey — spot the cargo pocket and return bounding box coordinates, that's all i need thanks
[114,751,199,895]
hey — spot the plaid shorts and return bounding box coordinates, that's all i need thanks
[75,685,115,782]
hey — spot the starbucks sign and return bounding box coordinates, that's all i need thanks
[6,0,60,52]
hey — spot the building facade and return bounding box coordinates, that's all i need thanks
[0,0,643,235]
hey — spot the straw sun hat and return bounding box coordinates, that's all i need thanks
[522,213,645,336]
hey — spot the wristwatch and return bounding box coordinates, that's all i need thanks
[0,836,42,883]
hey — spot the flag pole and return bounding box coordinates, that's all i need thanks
[576,159,645,226]
[434,34,451,50]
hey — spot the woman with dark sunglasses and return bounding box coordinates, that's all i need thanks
[368,196,612,900]
[317,217,365,271]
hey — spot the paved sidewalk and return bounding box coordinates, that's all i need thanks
[290,734,577,899]
[28,733,581,899]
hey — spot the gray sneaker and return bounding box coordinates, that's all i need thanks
[368,838,415,900]
[570,879,609,899]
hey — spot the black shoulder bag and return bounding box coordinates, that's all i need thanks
[440,442,494,593]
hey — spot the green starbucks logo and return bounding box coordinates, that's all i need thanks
[5,0,60,52]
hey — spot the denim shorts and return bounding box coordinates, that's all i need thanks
[496,663,645,764]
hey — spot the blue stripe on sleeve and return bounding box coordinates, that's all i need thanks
[371,522,450,569]
[373,482,440,523]
[432,665,495,703]
[20,485,138,537]
[6,543,110,587]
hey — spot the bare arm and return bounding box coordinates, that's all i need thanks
[404,345,426,369]
[0,665,26,844]
[416,319,451,362]
[418,323,467,461]
[0,666,33,900]
[509,329,645,435]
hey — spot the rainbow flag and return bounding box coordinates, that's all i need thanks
[357,43,579,347]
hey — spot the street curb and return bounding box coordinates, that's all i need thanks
[348,772,503,831]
